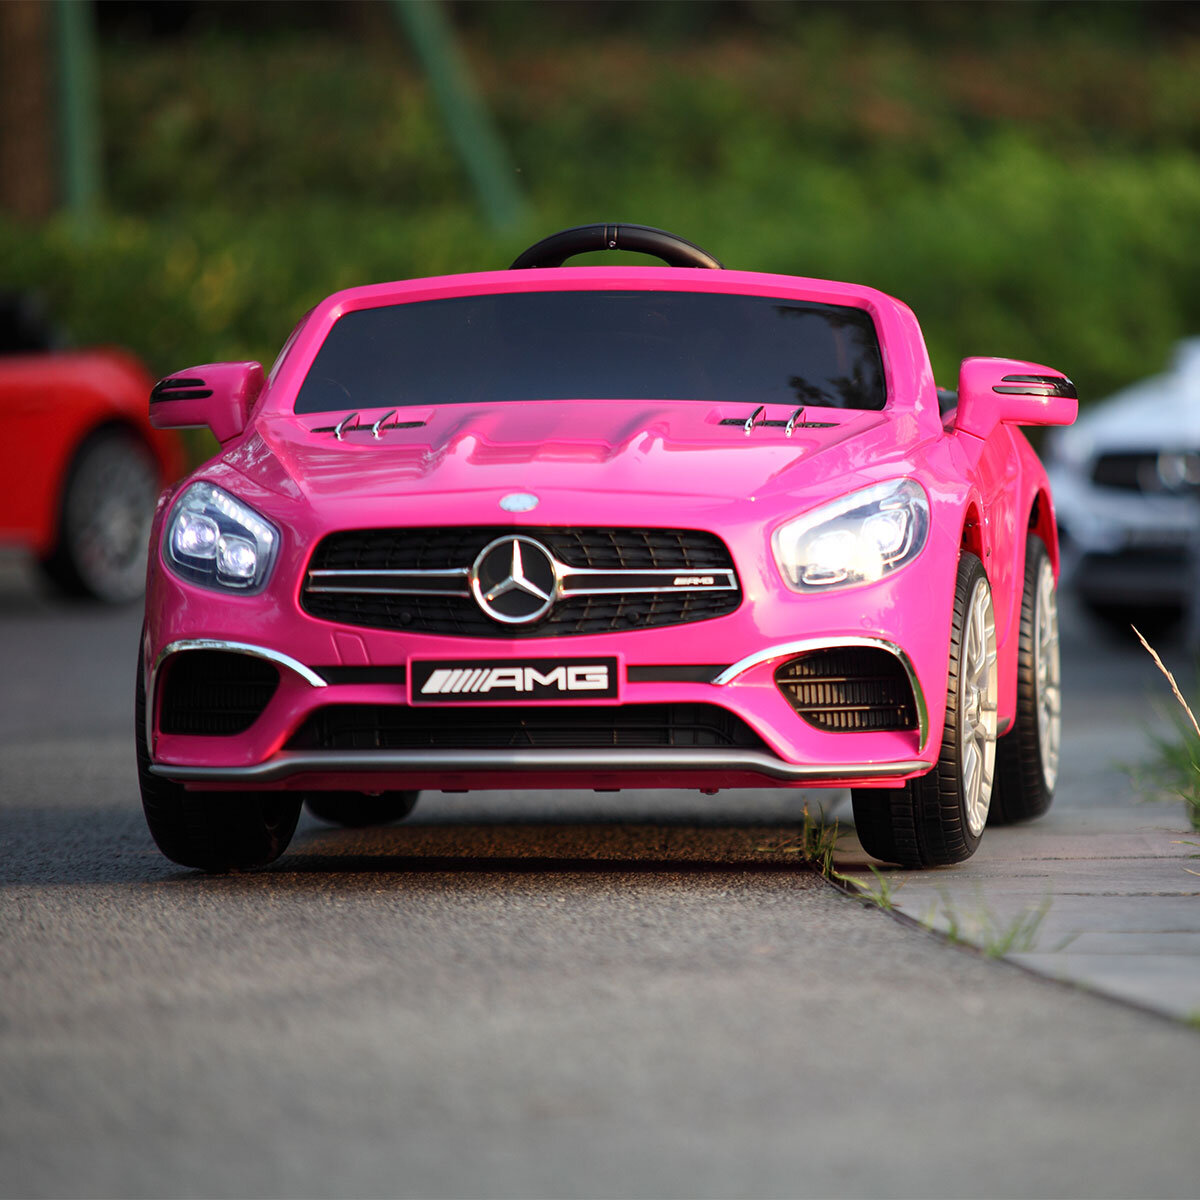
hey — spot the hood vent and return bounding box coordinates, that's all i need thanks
[310,410,428,439]
[719,405,836,436]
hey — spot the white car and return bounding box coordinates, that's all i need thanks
[1046,339,1200,632]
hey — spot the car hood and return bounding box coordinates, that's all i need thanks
[224,400,909,516]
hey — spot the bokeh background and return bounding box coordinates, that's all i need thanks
[3,0,1200,399]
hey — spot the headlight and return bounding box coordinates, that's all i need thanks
[164,482,280,592]
[772,479,929,592]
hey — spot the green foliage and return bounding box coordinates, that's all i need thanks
[4,16,1200,392]
[923,889,1054,957]
[755,804,841,875]
[1130,629,1200,833]
[833,864,901,911]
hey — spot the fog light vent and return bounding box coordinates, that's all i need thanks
[775,648,916,733]
[159,651,280,736]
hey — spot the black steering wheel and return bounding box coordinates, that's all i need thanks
[510,223,723,270]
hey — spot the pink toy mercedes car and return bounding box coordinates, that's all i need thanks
[137,224,1077,872]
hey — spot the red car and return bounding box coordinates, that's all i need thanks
[0,312,187,601]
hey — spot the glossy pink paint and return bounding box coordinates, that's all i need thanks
[144,265,1072,794]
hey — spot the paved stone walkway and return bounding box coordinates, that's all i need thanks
[834,800,1200,1022]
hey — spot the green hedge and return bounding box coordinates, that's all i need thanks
[4,21,1199,401]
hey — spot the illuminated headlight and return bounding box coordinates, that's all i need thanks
[165,482,279,592]
[773,479,929,592]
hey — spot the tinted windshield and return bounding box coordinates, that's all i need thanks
[295,290,886,414]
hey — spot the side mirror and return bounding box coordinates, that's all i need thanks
[150,361,265,443]
[955,357,1077,440]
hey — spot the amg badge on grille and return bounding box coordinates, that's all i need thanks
[410,657,619,702]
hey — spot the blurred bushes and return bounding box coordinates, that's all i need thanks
[3,10,1199,401]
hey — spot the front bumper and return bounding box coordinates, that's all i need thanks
[142,507,961,793]
[145,632,933,792]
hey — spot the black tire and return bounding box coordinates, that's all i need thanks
[40,427,161,603]
[305,791,419,828]
[851,553,997,868]
[990,536,1060,825]
[136,642,300,872]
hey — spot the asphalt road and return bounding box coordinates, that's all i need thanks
[2,559,1199,1199]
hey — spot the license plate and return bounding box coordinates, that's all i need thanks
[410,657,620,703]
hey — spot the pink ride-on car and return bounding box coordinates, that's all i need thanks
[138,223,1077,872]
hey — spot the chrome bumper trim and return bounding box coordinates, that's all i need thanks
[150,748,929,785]
[712,636,931,752]
[147,639,328,753]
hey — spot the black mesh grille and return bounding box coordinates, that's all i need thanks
[286,703,766,751]
[775,649,916,733]
[301,527,741,637]
[1091,452,1154,492]
[1091,452,1200,495]
[159,651,280,736]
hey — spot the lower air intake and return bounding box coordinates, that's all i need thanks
[775,648,916,733]
[286,703,767,751]
[158,651,280,736]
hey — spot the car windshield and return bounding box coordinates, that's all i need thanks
[294,289,886,414]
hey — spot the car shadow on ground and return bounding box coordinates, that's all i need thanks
[279,817,825,878]
[0,806,831,887]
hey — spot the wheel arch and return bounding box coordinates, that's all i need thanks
[959,502,985,563]
[1027,487,1060,574]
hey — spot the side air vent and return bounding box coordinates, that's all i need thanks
[775,648,916,733]
[151,376,212,403]
[158,651,280,736]
[993,373,1077,399]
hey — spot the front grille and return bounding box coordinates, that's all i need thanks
[1092,451,1200,495]
[301,527,741,637]
[775,648,916,733]
[286,703,767,751]
[158,651,280,736]
[1092,452,1154,492]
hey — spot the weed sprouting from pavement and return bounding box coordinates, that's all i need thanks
[761,805,1061,960]
[833,864,901,911]
[757,806,905,908]
[756,804,842,874]
[979,896,1054,957]
[801,806,841,877]
[921,890,1053,957]
[1131,626,1200,833]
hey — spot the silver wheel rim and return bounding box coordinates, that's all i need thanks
[960,577,998,838]
[67,437,158,602]
[1034,557,1061,792]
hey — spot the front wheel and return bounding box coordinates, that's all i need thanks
[136,643,300,871]
[990,535,1060,824]
[851,552,998,867]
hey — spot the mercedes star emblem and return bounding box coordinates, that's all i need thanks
[499,492,539,513]
[470,535,558,624]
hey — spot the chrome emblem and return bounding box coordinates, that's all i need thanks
[470,536,558,624]
[500,492,539,513]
